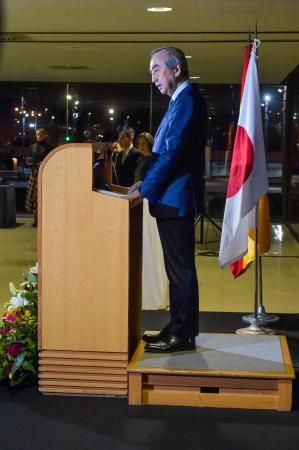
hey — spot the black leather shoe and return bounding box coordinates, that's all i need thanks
[144,335,196,353]
[142,328,169,344]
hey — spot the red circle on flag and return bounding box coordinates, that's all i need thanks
[227,125,254,198]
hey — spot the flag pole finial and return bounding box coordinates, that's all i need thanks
[252,39,261,56]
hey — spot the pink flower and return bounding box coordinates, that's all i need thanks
[5,343,23,358]
[0,328,11,334]
[5,315,15,323]
[3,310,23,323]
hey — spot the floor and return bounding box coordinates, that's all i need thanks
[0,311,298,450]
[0,216,298,314]
[194,220,299,313]
[0,215,37,308]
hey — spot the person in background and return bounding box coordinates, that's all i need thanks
[134,132,154,182]
[0,140,14,170]
[25,128,53,227]
[112,127,142,187]
[135,131,169,310]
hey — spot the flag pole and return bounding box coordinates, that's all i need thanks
[236,35,275,335]
[242,253,279,324]
[241,28,279,327]
[236,205,274,334]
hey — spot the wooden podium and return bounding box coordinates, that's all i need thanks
[38,144,143,396]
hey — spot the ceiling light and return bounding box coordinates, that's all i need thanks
[190,76,200,79]
[147,7,173,12]
[186,55,192,59]
[109,108,114,114]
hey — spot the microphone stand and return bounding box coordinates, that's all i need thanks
[111,117,130,185]
[93,117,130,187]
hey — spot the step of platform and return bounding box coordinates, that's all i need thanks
[128,333,295,411]
[39,350,128,396]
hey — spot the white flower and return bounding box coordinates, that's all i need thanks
[8,293,29,311]
[29,263,38,275]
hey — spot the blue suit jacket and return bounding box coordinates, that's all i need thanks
[140,83,208,218]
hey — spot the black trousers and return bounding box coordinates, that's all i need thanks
[156,216,199,338]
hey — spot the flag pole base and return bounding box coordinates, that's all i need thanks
[242,305,280,325]
[236,319,275,335]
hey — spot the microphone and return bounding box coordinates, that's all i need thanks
[93,158,106,169]
[120,116,130,132]
[93,142,112,169]
[93,114,131,177]
[116,115,130,134]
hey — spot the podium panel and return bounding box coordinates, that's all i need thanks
[38,144,142,395]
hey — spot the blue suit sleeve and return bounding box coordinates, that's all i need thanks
[140,96,196,198]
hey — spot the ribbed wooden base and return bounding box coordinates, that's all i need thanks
[39,350,128,396]
[128,335,295,411]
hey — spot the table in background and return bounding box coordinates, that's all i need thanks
[0,184,16,227]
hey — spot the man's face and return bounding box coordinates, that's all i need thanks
[118,132,131,150]
[150,51,180,97]
[36,130,46,142]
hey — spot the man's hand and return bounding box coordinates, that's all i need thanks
[127,181,143,200]
[128,181,142,195]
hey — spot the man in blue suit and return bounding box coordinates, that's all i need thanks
[128,46,208,352]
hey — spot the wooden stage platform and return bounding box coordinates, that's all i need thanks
[128,333,295,411]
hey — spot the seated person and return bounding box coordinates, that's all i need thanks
[134,132,154,182]
[112,127,142,187]
[135,131,168,310]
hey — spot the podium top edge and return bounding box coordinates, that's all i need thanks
[93,189,143,207]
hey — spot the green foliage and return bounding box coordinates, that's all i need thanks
[0,264,38,387]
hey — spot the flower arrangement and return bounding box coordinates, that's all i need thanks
[0,264,38,386]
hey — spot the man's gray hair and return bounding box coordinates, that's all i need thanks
[151,46,189,78]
